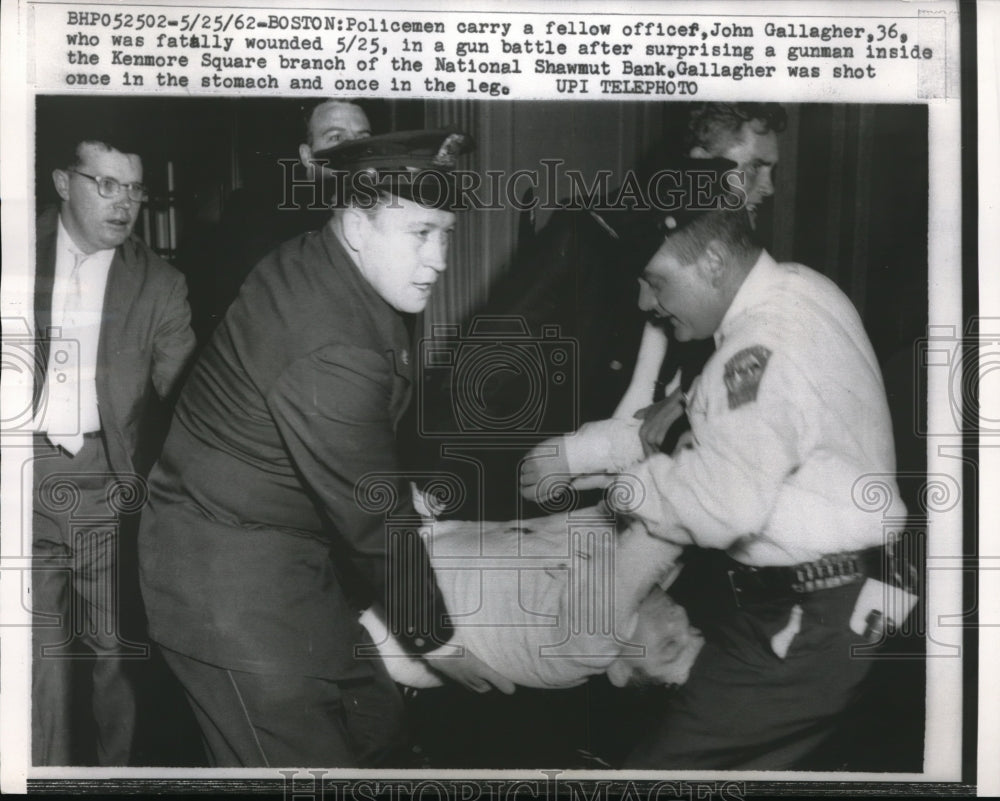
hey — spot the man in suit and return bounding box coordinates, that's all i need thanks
[138,130,513,769]
[31,131,196,765]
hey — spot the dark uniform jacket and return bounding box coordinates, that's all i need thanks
[33,206,196,476]
[139,222,450,680]
[407,205,711,520]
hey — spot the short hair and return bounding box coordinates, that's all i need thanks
[300,99,364,148]
[626,664,673,689]
[686,103,787,154]
[56,130,141,171]
[666,207,759,268]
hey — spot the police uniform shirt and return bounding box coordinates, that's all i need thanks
[625,250,905,567]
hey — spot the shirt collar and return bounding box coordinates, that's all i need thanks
[56,214,115,264]
[714,249,778,348]
[55,215,78,263]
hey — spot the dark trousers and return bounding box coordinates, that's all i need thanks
[32,436,140,766]
[160,646,407,768]
[625,553,873,770]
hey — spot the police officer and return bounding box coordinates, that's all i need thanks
[614,164,906,768]
[139,130,514,769]
[523,159,907,768]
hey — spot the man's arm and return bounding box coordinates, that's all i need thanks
[613,321,669,419]
[151,271,197,399]
[519,417,646,501]
[267,343,451,654]
[624,347,804,549]
[267,343,514,693]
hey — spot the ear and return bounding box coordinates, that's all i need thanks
[52,169,70,202]
[339,205,369,254]
[698,239,728,287]
[606,658,633,688]
[298,143,313,169]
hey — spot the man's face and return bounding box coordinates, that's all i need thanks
[608,590,704,688]
[53,143,143,254]
[638,242,726,342]
[300,102,371,166]
[713,121,779,214]
[350,197,455,314]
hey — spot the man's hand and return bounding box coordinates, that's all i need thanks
[519,439,570,501]
[424,644,516,694]
[634,387,685,457]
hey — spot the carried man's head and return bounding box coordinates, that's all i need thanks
[318,129,475,314]
[687,103,784,216]
[637,159,761,342]
[52,134,146,254]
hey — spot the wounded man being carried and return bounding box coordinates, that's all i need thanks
[360,486,704,691]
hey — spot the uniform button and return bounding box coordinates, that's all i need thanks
[609,360,623,371]
[414,637,426,648]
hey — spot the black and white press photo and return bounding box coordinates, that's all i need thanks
[0,0,984,796]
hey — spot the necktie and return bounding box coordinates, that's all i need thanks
[45,250,87,455]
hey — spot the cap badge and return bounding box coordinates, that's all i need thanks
[432,133,467,167]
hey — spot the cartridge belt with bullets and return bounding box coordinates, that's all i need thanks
[726,547,888,607]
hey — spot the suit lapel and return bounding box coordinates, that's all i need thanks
[97,241,141,388]
[33,209,59,414]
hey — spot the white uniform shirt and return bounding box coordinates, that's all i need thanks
[623,250,904,565]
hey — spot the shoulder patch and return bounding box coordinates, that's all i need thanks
[724,345,772,409]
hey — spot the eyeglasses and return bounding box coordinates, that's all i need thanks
[68,169,148,202]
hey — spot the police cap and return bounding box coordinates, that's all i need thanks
[313,128,475,210]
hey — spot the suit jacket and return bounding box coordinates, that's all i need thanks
[139,222,451,680]
[34,207,196,476]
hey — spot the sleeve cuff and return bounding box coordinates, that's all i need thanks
[565,418,644,475]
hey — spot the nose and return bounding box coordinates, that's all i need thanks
[423,234,449,273]
[757,168,774,199]
[637,281,656,313]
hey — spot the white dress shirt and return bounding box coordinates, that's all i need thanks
[35,217,114,449]
[360,508,692,689]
